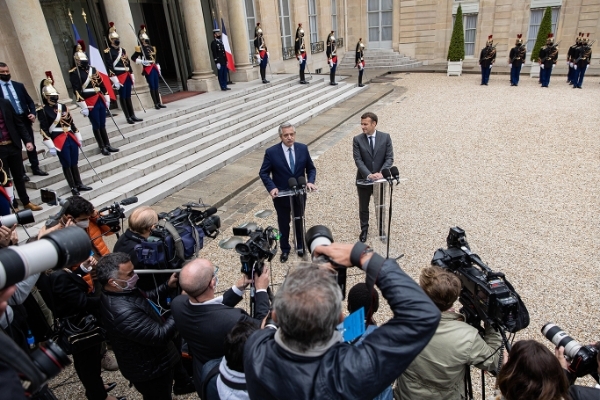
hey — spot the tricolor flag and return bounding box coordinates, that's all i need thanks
[221,18,236,72]
[85,23,116,101]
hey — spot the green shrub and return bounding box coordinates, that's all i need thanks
[448,5,465,62]
[530,7,552,62]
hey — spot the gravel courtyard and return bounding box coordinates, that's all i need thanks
[51,71,600,398]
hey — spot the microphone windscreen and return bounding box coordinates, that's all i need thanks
[390,166,399,177]
[203,207,218,217]
[382,168,391,178]
[297,176,307,187]
[288,177,298,188]
[121,196,139,206]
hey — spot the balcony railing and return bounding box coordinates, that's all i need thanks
[311,41,324,54]
[282,46,296,60]
[249,53,259,66]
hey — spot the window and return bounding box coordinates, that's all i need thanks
[244,0,257,61]
[332,0,338,33]
[452,13,478,57]
[308,0,318,44]
[278,0,293,48]
[527,8,560,51]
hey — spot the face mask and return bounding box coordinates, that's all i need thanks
[115,273,139,290]
[0,74,10,82]
[48,95,59,104]
[76,219,90,229]
[113,40,120,46]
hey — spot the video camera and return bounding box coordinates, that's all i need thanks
[234,223,279,278]
[97,196,139,232]
[158,203,221,239]
[431,227,529,334]
[542,323,599,382]
[305,225,347,299]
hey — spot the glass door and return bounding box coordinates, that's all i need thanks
[367,0,392,49]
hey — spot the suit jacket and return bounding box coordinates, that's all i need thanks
[0,98,31,149]
[259,142,317,193]
[0,81,35,116]
[353,130,394,182]
[210,39,227,65]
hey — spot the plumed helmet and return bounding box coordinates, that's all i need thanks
[546,33,554,44]
[296,23,304,39]
[255,23,263,37]
[516,34,523,45]
[486,35,493,45]
[107,22,120,45]
[73,40,88,66]
[356,38,365,52]
[582,32,590,44]
[327,30,335,43]
[138,24,150,44]
[40,71,59,105]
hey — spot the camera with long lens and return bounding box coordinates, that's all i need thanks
[97,196,139,232]
[0,209,34,227]
[542,323,599,382]
[305,225,347,299]
[431,227,529,333]
[234,224,279,277]
[157,203,221,239]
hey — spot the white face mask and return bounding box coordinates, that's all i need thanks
[76,219,90,229]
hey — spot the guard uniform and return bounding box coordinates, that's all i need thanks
[573,33,592,89]
[508,34,526,86]
[104,22,142,124]
[326,31,338,86]
[69,40,118,156]
[131,25,166,109]
[211,28,229,91]
[567,34,582,85]
[38,72,92,196]
[295,24,309,84]
[538,33,558,88]
[355,39,365,87]
[478,35,496,85]
[254,23,269,84]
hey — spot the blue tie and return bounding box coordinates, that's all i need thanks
[369,136,374,151]
[288,148,295,172]
[4,84,21,114]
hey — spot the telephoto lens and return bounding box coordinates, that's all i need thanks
[0,209,35,227]
[305,225,347,299]
[542,323,583,359]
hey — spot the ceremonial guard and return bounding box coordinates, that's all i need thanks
[254,23,269,84]
[69,40,119,156]
[39,72,92,196]
[326,31,338,86]
[538,34,558,88]
[104,22,142,124]
[508,34,526,86]
[478,35,496,85]
[355,38,365,87]
[131,25,166,109]
[295,24,309,84]
[210,28,229,91]
[573,33,592,89]
[567,33,582,85]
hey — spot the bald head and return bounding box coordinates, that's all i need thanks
[180,258,216,298]
[128,206,158,237]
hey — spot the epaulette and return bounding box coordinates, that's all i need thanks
[35,105,44,111]
[104,48,110,53]
[135,46,141,53]
[69,67,77,73]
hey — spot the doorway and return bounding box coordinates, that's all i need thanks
[367,0,392,49]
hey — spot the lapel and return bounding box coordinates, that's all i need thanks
[372,131,383,158]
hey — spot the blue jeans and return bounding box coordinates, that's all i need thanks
[510,64,522,85]
[145,67,159,90]
[88,98,106,130]
[480,66,491,84]
[118,75,132,98]
[217,64,228,89]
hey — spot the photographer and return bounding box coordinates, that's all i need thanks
[171,258,270,394]
[243,242,440,400]
[394,266,501,400]
[0,285,26,400]
[556,344,600,400]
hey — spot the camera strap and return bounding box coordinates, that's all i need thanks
[157,220,185,261]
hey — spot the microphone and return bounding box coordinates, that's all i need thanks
[390,166,400,185]
[382,168,393,185]
[120,196,138,206]
[201,207,218,219]
[288,177,299,195]
[297,176,307,192]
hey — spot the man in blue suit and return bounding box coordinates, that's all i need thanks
[259,122,317,262]
[0,63,48,180]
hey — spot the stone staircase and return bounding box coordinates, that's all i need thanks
[339,48,422,70]
[23,74,366,233]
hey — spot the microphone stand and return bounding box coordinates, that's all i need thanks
[382,169,394,259]
[297,178,308,256]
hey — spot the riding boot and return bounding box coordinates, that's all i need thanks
[93,129,109,156]
[126,98,143,122]
[358,73,364,87]
[63,167,79,196]
[100,127,119,153]
[153,90,166,108]
[260,68,269,84]
[119,97,134,124]
[300,69,305,83]
[330,71,338,85]
[71,166,92,191]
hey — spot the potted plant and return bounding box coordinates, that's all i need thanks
[529,6,552,78]
[447,4,465,76]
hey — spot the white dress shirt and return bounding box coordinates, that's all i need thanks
[281,142,295,169]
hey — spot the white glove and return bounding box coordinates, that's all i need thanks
[489,65,492,69]
[255,54,261,61]
[216,63,221,70]
[142,60,151,67]
[509,64,512,68]
[298,57,303,65]
[574,64,577,70]
[266,51,270,58]
[74,131,83,146]
[569,62,573,67]
[551,64,554,69]
[135,58,143,65]
[156,63,161,75]
[104,95,111,109]
[359,64,364,71]
[49,148,57,156]
[540,64,544,69]
[43,139,57,157]
[110,76,121,90]
[81,108,89,117]
[329,60,334,68]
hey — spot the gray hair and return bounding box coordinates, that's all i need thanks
[273,265,343,352]
[278,122,296,136]
[97,252,131,285]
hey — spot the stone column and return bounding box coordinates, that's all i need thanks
[180,0,220,92]
[102,0,153,110]
[5,0,71,105]
[226,0,258,82]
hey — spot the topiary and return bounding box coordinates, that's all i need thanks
[448,5,465,62]
[530,7,552,62]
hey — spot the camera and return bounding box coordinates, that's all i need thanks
[0,209,34,227]
[431,227,529,334]
[305,225,347,299]
[158,204,221,239]
[542,323,599,381]
[97,196,139,232]
[234,223,279,277]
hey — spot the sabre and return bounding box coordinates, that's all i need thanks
[267,60,274,80]
[305,62,313,81]
[128,23,173,94]
[106,107,125,140]
[78,146,103,183]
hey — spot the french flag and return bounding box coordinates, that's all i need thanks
[85,23,116,101]
[221,18,236,72]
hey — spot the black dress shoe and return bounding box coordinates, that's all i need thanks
[105,146,119,153]
[131,116,143,122]
[173,381,195,395]
[77,184,93,191]
[330,82,338,85]
[358,84,365,87]
[101,147,110,156]
[32,168,49,176]
[159,103,167,107]
[224,88,231,91]
[105,382,117,393]
[126,118,135,124]
[12,199,18,209]
[71,188,80,196]
[297,249,305,258]
[280,252,289,263]
[22,174,30,182]
[359,231,368,243]
[262,80,270,84]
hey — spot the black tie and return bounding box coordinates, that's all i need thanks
[368,136,374,151]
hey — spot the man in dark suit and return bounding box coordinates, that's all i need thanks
[0,63,48,179]
[171,258,270,395]
[210,29,229,91]
[0,97,42,211]
[259,122,317,262]
[353,112,393,242]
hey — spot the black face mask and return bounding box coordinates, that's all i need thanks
[48,96,59,104]
[0,74,10,82]
[113,39,120,46]
[79,60,89,68]
[216,35,222,40]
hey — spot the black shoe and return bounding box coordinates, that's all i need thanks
[173,381,195,395]
[32,168,49,176]
[297,249,305,258]
[77,184,93,191]
[358,84,365,87]
[105,146,119,153]
[330,82,338,85]
[359,231,368,243]
[126,118,135,124]
[155,104,161,110]
[159,103,167,107]
[12,199,18,209]
[71,187,80,196]
[22,174,30,182]
[262,80,270,84]
[105,382,117,393]
[280,252,289,263]
[224,88,231,91]
[101,147,110,156]
[131,115,143,122]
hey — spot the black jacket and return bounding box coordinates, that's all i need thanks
[210,39,227,65]
[100,284,179,382]
[244,254,440,400]
[49,268,99,319]
[0,98,31,150]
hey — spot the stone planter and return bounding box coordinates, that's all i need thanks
[530,63,540,78]
[447,60,463,76]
